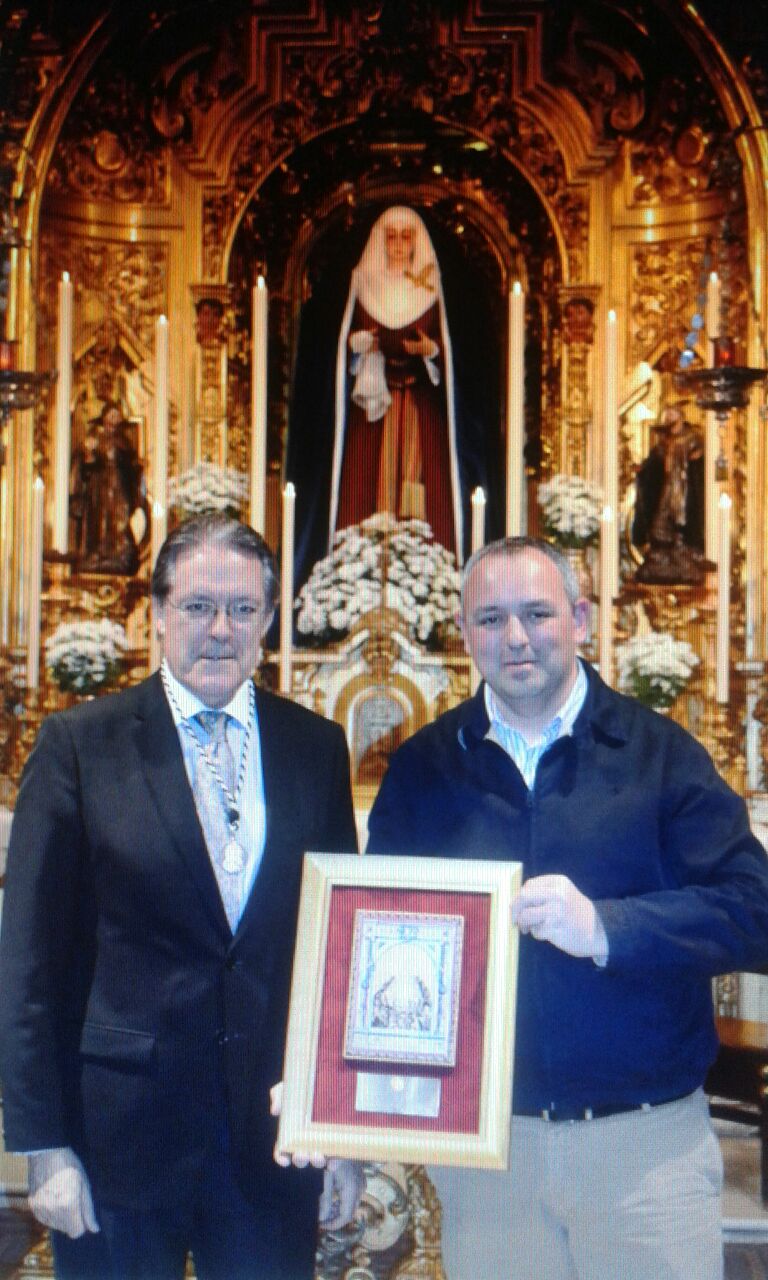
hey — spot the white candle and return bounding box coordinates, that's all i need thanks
[599,504,614,688]
[151,316,169,567]
[279,482,295,695]
[716,491,732,704]
[705,274,720,561]
[26,477,44,689]
[506,282,525,536]
[706,271,720,344]
[603,310,619,597]
[52,272,72,553]
[250,277,268,532]
[149,499,166,672]
[471,486,486,554]
[469,486,488,694]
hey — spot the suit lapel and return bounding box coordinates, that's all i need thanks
[133,674,231,939]
[234,687,300,940]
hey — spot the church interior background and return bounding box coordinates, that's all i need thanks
[3,0,768,1275]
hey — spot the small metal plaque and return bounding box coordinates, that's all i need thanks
[355,1072,442,1118]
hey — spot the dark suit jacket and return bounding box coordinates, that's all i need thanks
[0,674,357,1219]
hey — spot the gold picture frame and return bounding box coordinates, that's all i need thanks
[278,853,522,1169]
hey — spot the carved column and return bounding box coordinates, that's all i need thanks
[557,287,600,478]
[191,285,233,466]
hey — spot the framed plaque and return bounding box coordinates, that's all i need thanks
[278,853,521,1169]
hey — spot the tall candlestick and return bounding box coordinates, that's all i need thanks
[469,487,487,694]
[149,500,165,672]
[715,491,732,704]
[250,277,268,531]
[705,271,720,344]
[52,272,73,553]
[152,315,169,565]
[26,477,44,689]
[506,281,525,536]
[599,504,614,688]
[704,274,720,561]
[279,482,295,694]
[471,486,486,555]
[603,309,619,597]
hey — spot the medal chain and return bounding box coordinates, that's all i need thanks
[161,668,253,868]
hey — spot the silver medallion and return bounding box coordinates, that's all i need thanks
[222,838,246,875]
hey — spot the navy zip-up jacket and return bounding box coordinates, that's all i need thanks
[367,664,768,1113]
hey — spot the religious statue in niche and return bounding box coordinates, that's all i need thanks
[330,206,461,556]
[287,205,500,587]
[631,403,709,585]
[69,401,146,574]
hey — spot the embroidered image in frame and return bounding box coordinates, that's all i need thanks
[343,909,464,1067]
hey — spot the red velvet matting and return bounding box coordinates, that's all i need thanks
[312,886,490,1133]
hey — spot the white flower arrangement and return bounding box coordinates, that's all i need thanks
[616,631,700,710]
[45,619,129,695]
[295,514,461,646]
[537,474,604,548]
[168,463,249,517]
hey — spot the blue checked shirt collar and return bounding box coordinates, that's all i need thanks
[484,660,589,789]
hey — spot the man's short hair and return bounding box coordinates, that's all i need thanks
[151,514,279,612]
[460,536,581,613]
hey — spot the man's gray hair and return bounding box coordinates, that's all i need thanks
[150,513,279,612]
[460,536,582,613]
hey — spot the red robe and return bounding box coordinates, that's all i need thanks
[336,300,455,554]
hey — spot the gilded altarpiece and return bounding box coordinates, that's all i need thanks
[3,3,768,1276]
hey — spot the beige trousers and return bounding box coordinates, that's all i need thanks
[429,1089,723,1280]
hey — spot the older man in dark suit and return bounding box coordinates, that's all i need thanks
[0,515,360,1280]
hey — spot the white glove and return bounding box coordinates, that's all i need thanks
[319,1159,366,1230]
[28,1147,99,1238]
[511,874,609,962]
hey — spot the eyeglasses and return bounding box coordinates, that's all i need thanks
[166,600,266,627]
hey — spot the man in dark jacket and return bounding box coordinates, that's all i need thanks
[368,535,768,1280]
[0,515,360,1280]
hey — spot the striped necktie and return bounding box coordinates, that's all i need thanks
[196,710,236,794]
[191,710,241,930]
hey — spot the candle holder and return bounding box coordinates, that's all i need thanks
[676,364,767,488]
[675,365,767,421]
[0,369,56,467]
[0,369,56,420]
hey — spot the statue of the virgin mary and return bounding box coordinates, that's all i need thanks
[329,206,462,556]
[287,206,500,588]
